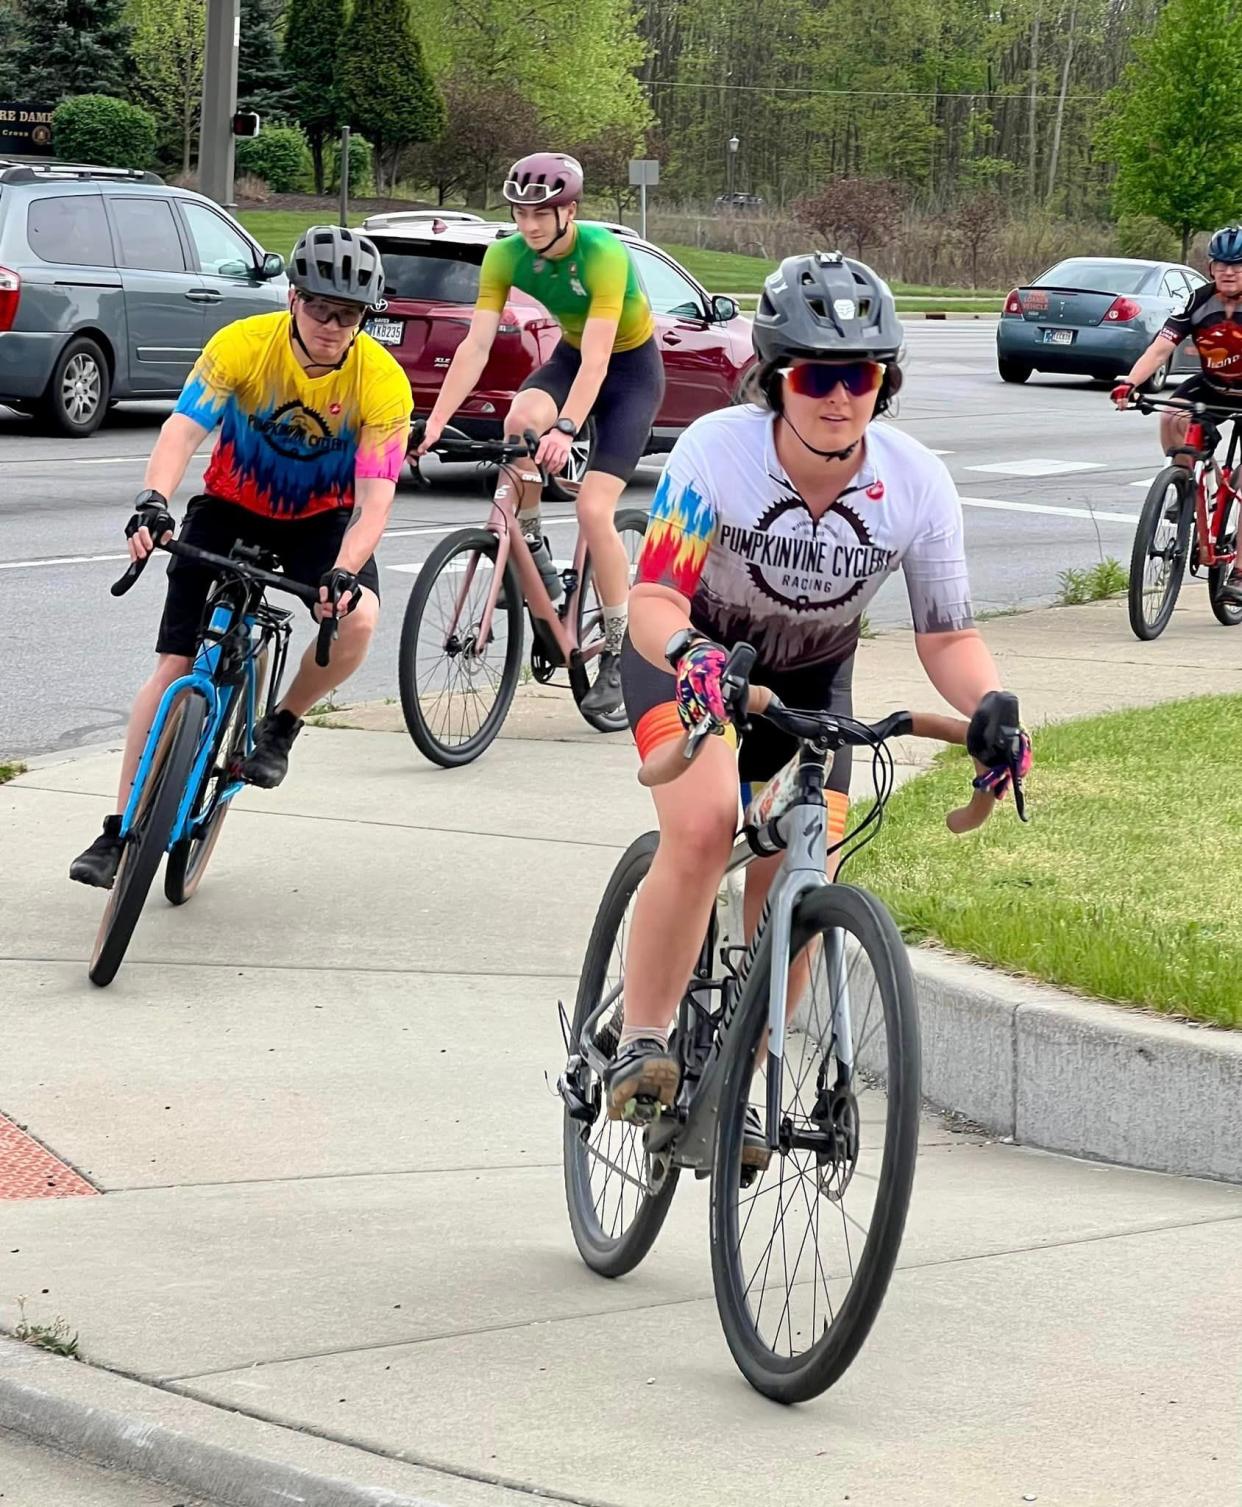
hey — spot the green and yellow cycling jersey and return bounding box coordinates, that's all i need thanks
[475,222,655,352]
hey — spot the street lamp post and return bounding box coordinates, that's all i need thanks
[727,133,739,200]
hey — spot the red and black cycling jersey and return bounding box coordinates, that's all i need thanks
[1161,283,1242,389]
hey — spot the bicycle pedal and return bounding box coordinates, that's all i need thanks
[609,1093,664,1125]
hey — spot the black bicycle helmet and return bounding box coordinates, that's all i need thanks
[752,250,903,363]
[288,225,386,306]
[1208,225,1242,264]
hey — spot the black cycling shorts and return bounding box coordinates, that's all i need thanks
[620,637,856,800]
[155,496,380,658]
[519,336,665,482]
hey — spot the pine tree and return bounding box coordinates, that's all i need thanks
[338,0,445,194]
[282,0,345,193]
[10,0,133,104]
[238,0,296,124]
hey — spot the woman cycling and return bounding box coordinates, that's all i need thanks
[605,250,1030,1130]
[419,152,664,714]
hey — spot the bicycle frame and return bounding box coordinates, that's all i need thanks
[1185,416,1241,570]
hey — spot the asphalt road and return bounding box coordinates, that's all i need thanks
[1,321,1170,761]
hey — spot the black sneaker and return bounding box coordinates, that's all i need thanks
[1217,571,1242,605]
[69,814,124,889]
[579,651,623,717]
[603,1036,680,1122]
[743,1105,772,1171]
[238,709,303,789]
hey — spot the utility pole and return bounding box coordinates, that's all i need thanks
[200,0,240,206]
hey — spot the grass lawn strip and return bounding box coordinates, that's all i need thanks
[847,694,1242,1029]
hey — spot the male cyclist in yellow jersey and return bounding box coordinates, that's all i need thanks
[69,226,412,889]
[419,152,665,714]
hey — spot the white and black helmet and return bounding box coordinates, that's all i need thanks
[753,251,903,364]
[288,225,386,307]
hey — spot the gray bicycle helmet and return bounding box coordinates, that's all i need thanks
[752,250,903,363]
[288,225,386,306]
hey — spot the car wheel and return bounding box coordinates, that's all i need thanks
[41,336,110,437]
[998,359,1032,384]
[544,416,597,503]
[1139,360,1170,394]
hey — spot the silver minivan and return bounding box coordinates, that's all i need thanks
[0,159,286,435]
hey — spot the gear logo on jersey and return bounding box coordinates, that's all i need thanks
[248,401,349,463]
[718,494,898,613]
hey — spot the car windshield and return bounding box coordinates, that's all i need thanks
[374,242,482,303]
[1036,259,1153,294]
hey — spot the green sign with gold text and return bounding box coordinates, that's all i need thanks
[0,102,55,157]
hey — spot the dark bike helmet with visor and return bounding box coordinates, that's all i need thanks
[1208,225,1242,264]
[752,250,903,364]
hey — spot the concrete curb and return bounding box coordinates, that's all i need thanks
[0,1339,467,1507]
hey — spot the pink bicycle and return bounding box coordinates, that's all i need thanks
[398,424,647,766]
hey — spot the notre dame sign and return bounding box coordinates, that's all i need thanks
[0,102,55,157]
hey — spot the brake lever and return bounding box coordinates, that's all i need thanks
[314,584,342,668]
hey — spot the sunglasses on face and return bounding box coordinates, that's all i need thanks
[298,294,365,329]
[779,361,885,398]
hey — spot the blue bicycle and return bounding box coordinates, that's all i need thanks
[88,537,337,987]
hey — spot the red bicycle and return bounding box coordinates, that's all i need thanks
[1127,394,1242,640]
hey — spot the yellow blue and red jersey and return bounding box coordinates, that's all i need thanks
[175,312,412,520]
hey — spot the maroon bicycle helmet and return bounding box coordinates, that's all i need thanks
[503,153,584,208]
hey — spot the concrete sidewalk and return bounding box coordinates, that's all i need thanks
[1,593,1240,1506]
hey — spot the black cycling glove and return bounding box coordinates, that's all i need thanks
[319,566,362,615]
[125,488,175,545]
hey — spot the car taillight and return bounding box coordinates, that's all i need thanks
[498,305,519,335]
[1104,295,1142,323]
[0,266,19,333]
[1003,289,1024,317]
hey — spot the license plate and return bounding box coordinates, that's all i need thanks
[1043,328,1074,345]
[365,318,403,346]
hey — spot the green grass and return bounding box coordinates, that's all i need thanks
[848,695,1242,1028]
[235,209,350,258]
[0,761,26,784]
[1057,557,1128,606]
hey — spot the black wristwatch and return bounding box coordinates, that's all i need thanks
[665,628,706,668]
[553,417,578,438]
[133,487,168,510]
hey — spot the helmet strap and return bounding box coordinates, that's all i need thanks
[289,305,356,374]
[542,208,573,256]
[781,412,859,463]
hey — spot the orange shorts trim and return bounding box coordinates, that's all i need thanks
[826,788,850,843]
[634,702,738,763]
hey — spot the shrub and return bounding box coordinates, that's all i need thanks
[1116,214,1180,262]
[234,125,313,192]
[52,95,157,171]
[328,133,374,196]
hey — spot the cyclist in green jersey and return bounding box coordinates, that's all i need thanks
[419,152,665,715]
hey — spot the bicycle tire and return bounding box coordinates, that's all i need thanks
[709,883,920,1403]
[564,831,681,1277]
[570,507,649,733]
[1207,492,1242,626]
[398,528,524,767]
[1128,468,1192,640]
[165,643,269,905]
[89,690,206,987]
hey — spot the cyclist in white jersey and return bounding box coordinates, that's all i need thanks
[604,251,1032,1127]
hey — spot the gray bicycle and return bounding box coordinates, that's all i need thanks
[559,643,1026,1402]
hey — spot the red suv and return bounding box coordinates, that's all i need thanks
[359,212,756,492]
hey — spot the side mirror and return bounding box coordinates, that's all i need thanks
[259,252,284,280]
[217,258,250,280]
[712,294,740,323]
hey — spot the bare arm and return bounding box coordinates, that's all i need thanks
[629,581,694,668]
[914,628,1002,715]
[335,476,395,575]
[1123,330,1180,388]
[424,307,501,435]
[560,316,619,432]
[143,412,211,498]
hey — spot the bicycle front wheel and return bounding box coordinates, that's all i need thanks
[1128,468,1192,640]
[710,883,920,1403]
[570,507,648,734]
[398,528,524,767]
[89,690,206,987]
[563,831,681,1277]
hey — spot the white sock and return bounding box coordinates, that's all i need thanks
[618,1022,669,1051]
[603,604,628,655]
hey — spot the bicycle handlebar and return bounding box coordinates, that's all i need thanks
[111,537,338,668]
[636,640,1013,835]
[410,419,541,464]
[1127,393,1239,423]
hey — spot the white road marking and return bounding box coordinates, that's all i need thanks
[0,551,130,570]
[0,454,148,467]
[965,458,1106,477]
[960,495,1138,524]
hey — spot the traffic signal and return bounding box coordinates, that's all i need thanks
[231,112,261,138]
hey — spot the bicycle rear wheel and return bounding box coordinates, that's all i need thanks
[398,528,524,767]
[563,831,681,1277]
[89,690,206,987]
[1207,491,1242,626]
[570,507,648,733]
[1128,468,1192,640]
[710,883,920,1403]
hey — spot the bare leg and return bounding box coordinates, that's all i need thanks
[576,470,629,610]
[276,590,378,718]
